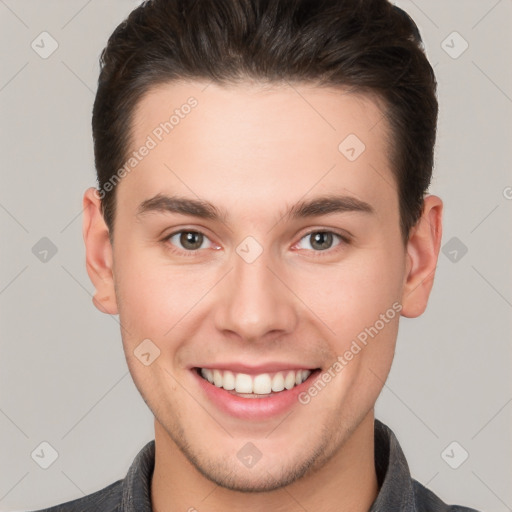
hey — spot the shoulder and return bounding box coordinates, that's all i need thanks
[27,479,123,512]
[413,479,482,512]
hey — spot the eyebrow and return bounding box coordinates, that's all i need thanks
[135,193,375,223]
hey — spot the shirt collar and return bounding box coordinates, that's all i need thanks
[121,438,155,511]
[369,418,417,511]
[120,419,416,511]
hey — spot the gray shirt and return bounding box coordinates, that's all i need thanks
[28,419,481,511]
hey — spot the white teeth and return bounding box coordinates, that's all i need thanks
[253,374,272,394]
[235,373,253,393]
[271,372,285,392]
[201,368,214,383]
[213,369,223,387]
[222,370,235,390]
[284,371,296,390]
[200,368,312,394]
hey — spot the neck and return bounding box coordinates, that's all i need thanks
[151,410,379,512]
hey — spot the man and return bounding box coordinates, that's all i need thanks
[31,0,480,510]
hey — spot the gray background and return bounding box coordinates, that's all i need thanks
[1,1,511,510]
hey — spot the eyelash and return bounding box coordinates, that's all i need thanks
[160,229,351,257]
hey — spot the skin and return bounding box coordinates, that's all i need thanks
[82,80,442,512]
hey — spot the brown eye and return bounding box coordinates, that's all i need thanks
[310,232,334,251]
[179,231,204,250]
[164,230,210,251]
[296,231,346,252]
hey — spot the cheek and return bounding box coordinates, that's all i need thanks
[292,244,404,395]
[296,246,404,331]
[113,246,215,346]
[112,247,173,337]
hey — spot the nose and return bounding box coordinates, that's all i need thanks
[214,243,298,344]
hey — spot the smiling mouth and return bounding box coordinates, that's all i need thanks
[195,367,320,398]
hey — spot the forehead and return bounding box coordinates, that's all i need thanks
[120,80,396,222]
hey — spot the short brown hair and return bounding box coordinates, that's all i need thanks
[92,0,437,245]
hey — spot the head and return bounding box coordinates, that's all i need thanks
[83,0,442,493]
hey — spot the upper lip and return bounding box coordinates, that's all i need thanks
[191,362,319,375]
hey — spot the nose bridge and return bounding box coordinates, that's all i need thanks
[214,239,296,341]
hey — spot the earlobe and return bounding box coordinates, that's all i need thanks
[400,195,443,318]
[82,187,118,315]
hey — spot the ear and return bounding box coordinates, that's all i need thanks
[82,187,118,315]
[401,194,443,318]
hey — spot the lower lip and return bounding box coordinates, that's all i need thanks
[192,368,321,420]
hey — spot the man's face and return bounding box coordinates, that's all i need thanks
[105,81,409,490]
